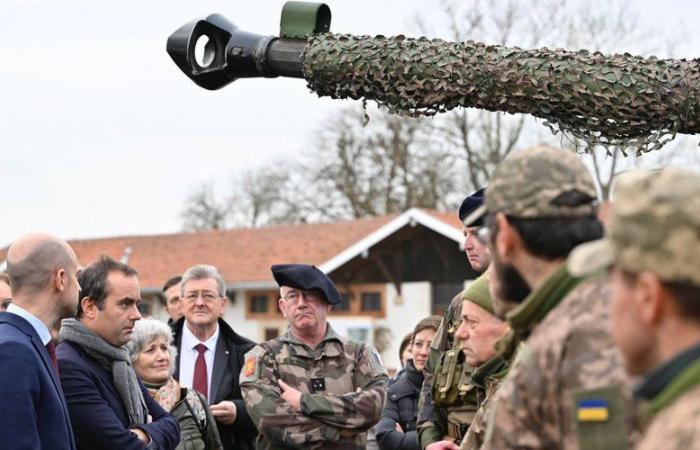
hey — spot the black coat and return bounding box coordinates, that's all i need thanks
[172,317,257,450]
[375,360,423,450]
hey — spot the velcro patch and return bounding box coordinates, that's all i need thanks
[577,399,609,422]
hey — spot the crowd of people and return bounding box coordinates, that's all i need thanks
[1,144,700,449]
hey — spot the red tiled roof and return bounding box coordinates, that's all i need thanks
[0,210,461,289]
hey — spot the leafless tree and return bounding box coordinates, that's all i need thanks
[180,183,231,231]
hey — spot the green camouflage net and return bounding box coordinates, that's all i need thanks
[302,34,700,154]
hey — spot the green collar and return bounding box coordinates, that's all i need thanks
[507,264,583,338]
[636,342,700,414]
[471,354,508,389]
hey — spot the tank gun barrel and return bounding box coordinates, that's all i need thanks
[167,2,700,151]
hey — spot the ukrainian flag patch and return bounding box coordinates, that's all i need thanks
[576,399,609,422]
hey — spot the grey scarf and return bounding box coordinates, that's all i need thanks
[59,318,147,427]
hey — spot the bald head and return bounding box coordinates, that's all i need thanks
[7,233,78,296]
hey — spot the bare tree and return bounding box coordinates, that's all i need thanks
[180,183,231,231]
[288,106,460,221]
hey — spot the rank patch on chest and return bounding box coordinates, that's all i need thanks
[576,399,609,422]
[309,377,326,393]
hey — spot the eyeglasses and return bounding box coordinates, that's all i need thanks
[282,290,324,305]
[181,291,221,304]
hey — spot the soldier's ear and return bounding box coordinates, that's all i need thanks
[637,272,666,326]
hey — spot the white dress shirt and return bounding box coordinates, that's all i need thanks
[179,322,220,401]
[6,303,51,345]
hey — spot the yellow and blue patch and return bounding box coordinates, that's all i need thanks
[576,398,609,422]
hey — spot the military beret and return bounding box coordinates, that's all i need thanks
[459,188,486,227]
[271,264,342,305]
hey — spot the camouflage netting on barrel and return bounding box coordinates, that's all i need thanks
[302,34,700,154]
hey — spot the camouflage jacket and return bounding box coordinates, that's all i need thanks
[458,332,516,450]
[417,291,478,448]
[482,267,637,450]
[635,344,700,450]
[239,324,388,450]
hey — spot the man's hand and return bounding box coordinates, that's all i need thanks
[395,423,404,432]
[278,379,302,411]
[426,440,459,450]
[210,401,238,425]
[130,427,150,444]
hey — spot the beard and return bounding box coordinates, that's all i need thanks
[491,257,532,318]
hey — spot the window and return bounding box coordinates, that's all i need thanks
[265,328,280,340]
[250,295,268,313]
[432,282,465,315]
[335,293,352,312]
[361,292,381,312]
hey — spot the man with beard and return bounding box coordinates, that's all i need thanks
[418,189,491,449]
[240,264,388,449]
[0,234,81,450]
[472,145,636,450]
[568,168,700,449]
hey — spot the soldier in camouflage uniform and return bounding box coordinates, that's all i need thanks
[467,145,637,450]
[441,273,512,450]
[418,189,490,450]
[240,264,388,450]
[568,168,700,450]
[450,274,513,450]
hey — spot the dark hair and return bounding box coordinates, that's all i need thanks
[622,270,700,321]
[413,315,442,338]
[490,214,603,261]
[77,255,138,318]
[162,275,182,293]
[398,332,413,367]
[7,240,73,295]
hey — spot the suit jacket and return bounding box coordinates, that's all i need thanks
[57,340,181,450]
[172,317,257,450]
[0,312,76,450]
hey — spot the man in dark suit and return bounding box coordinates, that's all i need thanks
[172,264,257,450]
[0,233,81,450]
[57,255,180,450]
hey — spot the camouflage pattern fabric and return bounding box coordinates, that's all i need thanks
[636,376,700,450]
[239,325,388,450]
[482,273,638,450]
[484,145,598,219]
[417,291,478,448]
[302,34,700,153]
[569,167,700,286]
[458,333,517,450]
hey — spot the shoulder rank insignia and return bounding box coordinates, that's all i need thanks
[576,398,609,422]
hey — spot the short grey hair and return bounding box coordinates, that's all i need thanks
[126,318,178,376]
[181,264,227,297]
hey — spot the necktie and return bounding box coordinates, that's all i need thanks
[46,341,59,377]
[193,343,208,400]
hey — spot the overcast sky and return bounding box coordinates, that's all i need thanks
[1,0,698,247]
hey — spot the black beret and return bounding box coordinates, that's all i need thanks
[271,264,342,305]
[458,188,486,226]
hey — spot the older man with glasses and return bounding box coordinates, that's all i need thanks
[240,263,389,450]
[171,264,258,450]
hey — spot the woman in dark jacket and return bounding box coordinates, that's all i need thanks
[376,315,442,450]
[127,318,223,450]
